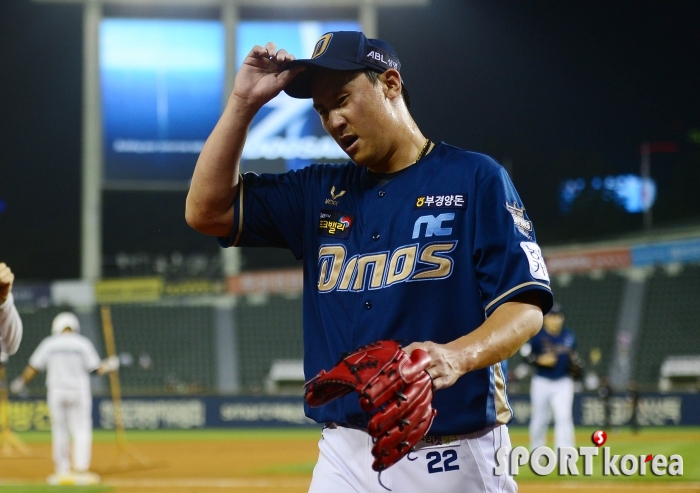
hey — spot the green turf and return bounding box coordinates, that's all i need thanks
[262,462,316,475]
[508,426,699,482]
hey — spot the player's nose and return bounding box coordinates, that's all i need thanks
[327,109,347,133]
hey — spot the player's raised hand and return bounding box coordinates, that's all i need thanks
[0,263,15,305]
[231,42,306,113]
[404,341,463,391]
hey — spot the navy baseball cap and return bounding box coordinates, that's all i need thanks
[548,302,564,315]
[284,31,401,99]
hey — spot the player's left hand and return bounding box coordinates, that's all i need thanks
[403,341,464,390]
[0,263,15,305]
[101,355,120,373]
[10,376,27,396]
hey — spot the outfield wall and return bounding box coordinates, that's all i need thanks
[5,393,699,432]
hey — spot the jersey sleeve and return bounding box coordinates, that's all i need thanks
[472,166,553,315]
[28,339,49,371]
[0,293,22,356]
[217,169,308,259]
[82,339,102,373]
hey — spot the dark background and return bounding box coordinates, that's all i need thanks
[1,0,699,280]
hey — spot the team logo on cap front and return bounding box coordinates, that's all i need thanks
[312,33,333,58]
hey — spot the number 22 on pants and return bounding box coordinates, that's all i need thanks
[426,449,460,474]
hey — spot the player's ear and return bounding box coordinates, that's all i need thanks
[379,69,402,101]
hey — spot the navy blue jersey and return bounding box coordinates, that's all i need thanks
[220,142,553,435]
[529,326,576,380]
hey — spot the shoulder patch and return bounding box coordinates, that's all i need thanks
[506,202,533,239]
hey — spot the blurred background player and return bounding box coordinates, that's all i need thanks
[523,302,581,451]
[0,262,23,360]
[10,312,119,485]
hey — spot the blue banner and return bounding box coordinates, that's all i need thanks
[508,393,699,427]
[631,238,700,266]
[11,282,52,306]
[92,396,317,429]
[8,394,697,431]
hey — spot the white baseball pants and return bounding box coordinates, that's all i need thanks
[308,424,517,493]
[47,388,93,474]
[529,375,575,451]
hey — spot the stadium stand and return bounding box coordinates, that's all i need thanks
[635,263,700,389]
[7,262,699,396]
[550,272,626,383]
[236,294,304,393]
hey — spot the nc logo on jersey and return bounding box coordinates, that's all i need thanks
[412,214,455,239]
[318,209,354,239]
[415,194,466,209]
[312,33,333,58]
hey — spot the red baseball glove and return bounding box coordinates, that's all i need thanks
[305,340,437,471]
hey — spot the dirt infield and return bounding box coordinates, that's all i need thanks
[2,429,699,493]
[3,436,319,493]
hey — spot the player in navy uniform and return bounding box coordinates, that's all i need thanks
[523,302,578,451]
[187,31,553,492]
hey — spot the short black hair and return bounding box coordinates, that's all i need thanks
[364,69,411,110]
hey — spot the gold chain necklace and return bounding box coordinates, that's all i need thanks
[414,138,432,163]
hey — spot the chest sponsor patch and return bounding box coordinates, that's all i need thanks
[415,194,466,209]
[318,209,354,239]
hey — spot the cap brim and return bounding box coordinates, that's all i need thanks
[283,58,369,99]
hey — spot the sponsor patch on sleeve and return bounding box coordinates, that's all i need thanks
[318,209,354,239]
[415,194,466,209]
[520,242,550,281]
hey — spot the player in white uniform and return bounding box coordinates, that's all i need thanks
[0,262,23,359]
[11,312,119,485]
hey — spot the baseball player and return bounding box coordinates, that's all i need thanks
[523,302,578,451]
[186,31,553,492]
[0,262,23,359]
[11,312,119,485]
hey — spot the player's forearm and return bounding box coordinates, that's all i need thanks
[450,293,543,375]
[21,365,38,384]
[407,292,544,389]
[0,293,22,356]
[185,97,258,237]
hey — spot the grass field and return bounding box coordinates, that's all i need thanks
[0,426,698,492]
